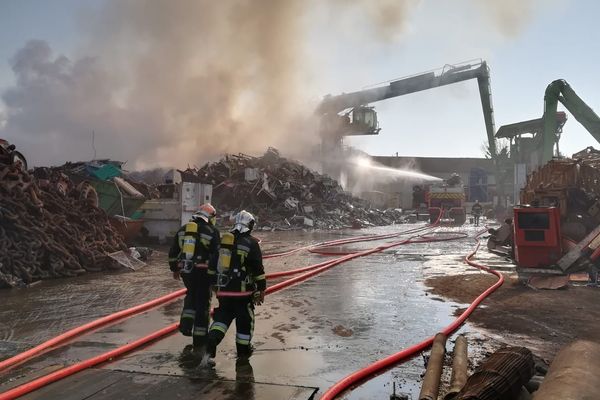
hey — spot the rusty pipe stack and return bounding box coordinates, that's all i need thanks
[418,336,536,400]
[418,334,469,400]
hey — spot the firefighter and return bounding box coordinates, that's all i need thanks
[206,210,266,361]
[168,203,220,348]
[471,200,483,226]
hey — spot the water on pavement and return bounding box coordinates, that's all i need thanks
[0,223,505,399]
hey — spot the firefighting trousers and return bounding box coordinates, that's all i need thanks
[207,297,255,357]
[180,269,211,345]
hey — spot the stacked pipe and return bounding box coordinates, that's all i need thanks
[0,164,127,288]
[445,336,468,400]
[419,333,447,400]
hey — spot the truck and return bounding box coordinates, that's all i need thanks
[427,174,466,225]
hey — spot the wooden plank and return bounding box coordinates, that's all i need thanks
[88,373,211,400]
[19,369,125,400]
[17,368,317,400]
[557,224,600,271]
[1,363,65,393]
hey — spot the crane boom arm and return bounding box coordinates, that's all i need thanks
[543,79,600,163]
[317,60,497,158]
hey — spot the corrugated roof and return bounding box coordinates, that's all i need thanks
[495,112,567,138]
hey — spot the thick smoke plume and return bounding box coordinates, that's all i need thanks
[0,0,419,169]
[1,0,534,169]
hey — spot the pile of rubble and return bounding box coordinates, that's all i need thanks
[0,163,127,288]
[573,146,600,169]
[180,148,405,230]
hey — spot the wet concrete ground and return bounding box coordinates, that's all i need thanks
[0,222,517,399]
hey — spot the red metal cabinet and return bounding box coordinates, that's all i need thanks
[513,207,562,268]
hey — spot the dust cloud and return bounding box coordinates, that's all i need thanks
[0,0,419,169]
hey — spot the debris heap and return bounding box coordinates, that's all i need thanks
[521,153,600,241]
[180,148,405,230]
[0,164,127,288]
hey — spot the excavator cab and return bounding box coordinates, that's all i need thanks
[347,106,380,136]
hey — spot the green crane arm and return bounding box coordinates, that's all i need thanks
[318,60,497,159]
[543,79,600,163]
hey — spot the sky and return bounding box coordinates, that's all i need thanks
[0,0,599,168]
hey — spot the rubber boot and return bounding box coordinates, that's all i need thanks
[206,339,217,359]
[179,309,195,337]
[179,320,193,336]
[236,343,254,360]
[193,335,207,349]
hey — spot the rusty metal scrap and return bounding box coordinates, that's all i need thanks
[521,159,600,200]
[520,156,600,240]
[0,164,128,288]
[456,346,534,400]
[572,146,600,169]
[179,148,406,230]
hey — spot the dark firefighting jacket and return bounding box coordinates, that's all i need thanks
[208,231,266,293]
[168,218,220,273]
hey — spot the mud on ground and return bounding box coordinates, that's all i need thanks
[425,273,600,361]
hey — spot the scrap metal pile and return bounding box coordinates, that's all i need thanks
[0,163,127,288]
[521,151,600,241]
[180,148,405,230]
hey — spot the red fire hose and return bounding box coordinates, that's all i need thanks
[319,230,504,400]
[0,225,434,373]
[0,324,180,400]
[263,223,433,259]
[0,288,186,372]
[0,226,459,399]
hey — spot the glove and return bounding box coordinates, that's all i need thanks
[253,291,265,306]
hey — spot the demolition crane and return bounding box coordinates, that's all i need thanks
[316,59,498,184]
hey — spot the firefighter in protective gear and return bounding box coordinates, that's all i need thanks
[206,210,266,360]
[168,203,220,347]
[471,200,483,226]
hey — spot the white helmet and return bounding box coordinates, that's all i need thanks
[232,210,255,233]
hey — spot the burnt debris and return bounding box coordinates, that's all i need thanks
[180,148,405,230]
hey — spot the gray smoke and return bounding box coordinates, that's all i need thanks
[470,0,536,37]
[0,0,532,168]
[0,0,420,168]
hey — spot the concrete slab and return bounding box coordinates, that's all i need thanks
[19,368,317,400]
